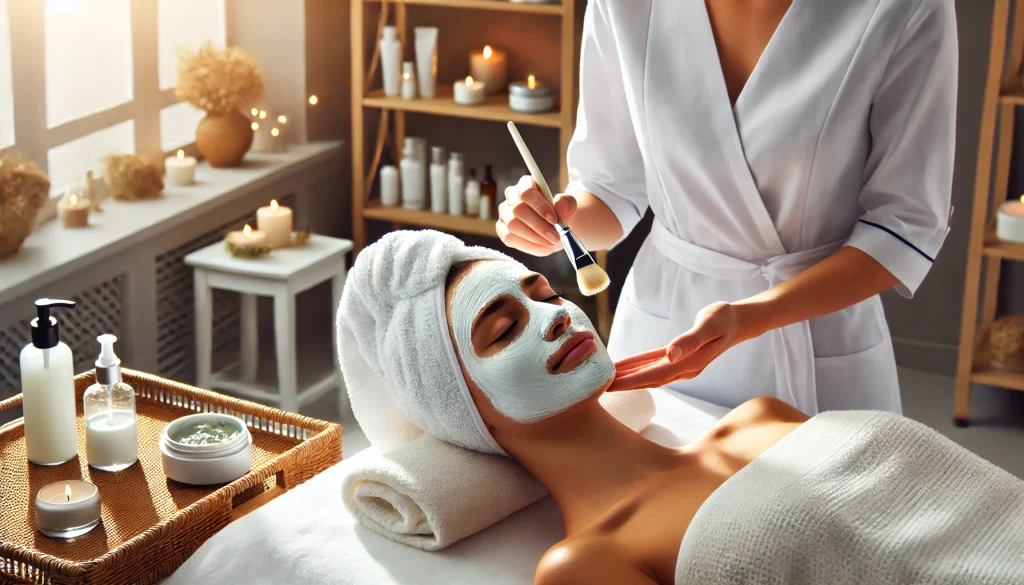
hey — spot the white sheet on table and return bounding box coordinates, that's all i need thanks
[163,389,730,585]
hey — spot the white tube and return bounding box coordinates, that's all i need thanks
[380,26,401,97]
[414,27,439,99]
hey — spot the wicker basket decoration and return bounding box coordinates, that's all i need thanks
[989,315,1024,369]
[0,370,342,585]
[0,155,50,260]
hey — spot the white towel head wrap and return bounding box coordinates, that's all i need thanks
[337,230,520,455]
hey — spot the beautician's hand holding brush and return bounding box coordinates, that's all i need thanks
[506,121,610,296]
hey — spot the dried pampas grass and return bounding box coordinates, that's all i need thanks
[0,155,50,259]
[103,154,164,201]
[177,43,265,115]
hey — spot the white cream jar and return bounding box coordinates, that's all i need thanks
[160,413,253,485]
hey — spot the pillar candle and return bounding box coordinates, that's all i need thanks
[60,193,90,228]
[469,45,508,95]
[257,199,293,248]
[165,149,197,186]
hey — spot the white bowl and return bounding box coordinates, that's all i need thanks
[160,413,253,486]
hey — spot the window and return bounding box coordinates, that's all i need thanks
[0,0,14,149]
[47,120,134,192]
[45,0,134,128]
[160,101,204,152]
[157,0,226,91]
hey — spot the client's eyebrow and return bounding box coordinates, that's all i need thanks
[474,297,509,331]
[521,274,541,288]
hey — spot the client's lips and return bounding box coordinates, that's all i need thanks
[548,331,597,374]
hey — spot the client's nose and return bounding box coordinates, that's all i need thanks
[546,310,571,341]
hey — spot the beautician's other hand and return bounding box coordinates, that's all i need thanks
[497,176,578,257]
[610,302,754,392]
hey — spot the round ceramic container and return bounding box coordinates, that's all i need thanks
[160,413,253,485]
[508,81,556,114]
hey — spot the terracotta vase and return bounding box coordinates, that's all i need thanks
[195,110,254,168]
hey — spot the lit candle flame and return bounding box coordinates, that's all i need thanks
[251,122,259,131]
[259,110,267,120]
[243,224,252,236]
[277,115,287,124]
[68,194,78,205]
[403,72,410,80]
[250,107,259,117]
[308,95,319,106]
[177,149,185,160]
[527,75,536,90]
[64,484,71,502]
[270,199,279,211]
[483,45,493,59]
[271,128,280,137]
[465,76,474,85]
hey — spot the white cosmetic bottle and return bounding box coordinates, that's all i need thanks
[465,168,481,217]
[380,144,400,207]
[448,152,465,216]
[414,27,439,99]
[20,299,78,466]
[430,146,448,214]
[401,138,425,210]
[84,335,138,472]
[380,26,402,97]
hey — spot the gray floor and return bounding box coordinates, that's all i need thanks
[299,366,1024,478]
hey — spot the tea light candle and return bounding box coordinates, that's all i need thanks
[227,224,267,248]
[469,45,507,95]
[257,199,293,248]
[997,196,1024,244]
[402,62,417,100]
[509,75,556,113]
[60,193,90,228]
[454,76,486,106]
[35,481,102,539]
[165,149,197,186]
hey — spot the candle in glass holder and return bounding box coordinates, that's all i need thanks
[469,45,507,95]
[454,76,486,106]
[997,195,1024,244]
[227,224,267,248]
[165,149,197,186]
[257,199,293,248]
[60,193,90,228]
[509,75,556,113]
[35,481,102,539]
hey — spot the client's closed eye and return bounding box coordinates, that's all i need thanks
[493,319,518,345]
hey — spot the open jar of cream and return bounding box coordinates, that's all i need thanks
[160,413,253,485]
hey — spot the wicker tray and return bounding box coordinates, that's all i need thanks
[0,369,342,585]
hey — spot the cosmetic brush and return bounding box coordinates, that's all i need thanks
[507,121,610,296]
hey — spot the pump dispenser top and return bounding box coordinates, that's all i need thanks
[95,334,122,385]
[31,299,75,349]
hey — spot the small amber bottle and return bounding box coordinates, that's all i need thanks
[480,164,498,220]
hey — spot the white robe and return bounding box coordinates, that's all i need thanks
[566,0,957,414]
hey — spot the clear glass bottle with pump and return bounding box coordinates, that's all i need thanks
[83,335,138,471]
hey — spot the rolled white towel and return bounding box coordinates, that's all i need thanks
[342,389,655,551]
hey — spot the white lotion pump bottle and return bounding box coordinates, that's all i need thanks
[20,299,78,466]
[400,138,425,210]
[430,146,447,214]
[380,26,402,97]
[448,152,465,216]
[84,335,138,472]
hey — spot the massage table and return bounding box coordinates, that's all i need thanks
[163,389,730,585]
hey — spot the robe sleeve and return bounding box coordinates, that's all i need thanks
[564,0,648,244]
[844,0,958,298]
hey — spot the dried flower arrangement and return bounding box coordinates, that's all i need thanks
[990,315,1024,368]
[0,155,50,260]
[103,154,164,201]
[176,43,265,115]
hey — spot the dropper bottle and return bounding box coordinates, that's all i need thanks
[83,335,138,472]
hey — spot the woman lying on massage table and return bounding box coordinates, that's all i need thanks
[339,231,1023,585]
[443,263,1024,585]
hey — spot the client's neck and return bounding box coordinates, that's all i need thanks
[492,397,681,534]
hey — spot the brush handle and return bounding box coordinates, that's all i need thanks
[506,122,561,225]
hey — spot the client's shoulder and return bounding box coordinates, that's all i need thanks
[731,396,810,425]
[535,536,656,585]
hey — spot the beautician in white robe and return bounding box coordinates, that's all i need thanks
[497,0,957,415]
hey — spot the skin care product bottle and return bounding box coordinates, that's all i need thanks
[448,152,465,216]
[430,146,447,214]
[380,26,401,97]
[21,299,78,466]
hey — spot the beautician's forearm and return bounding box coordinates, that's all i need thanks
[733,247,900,340]
[563,192,625,251]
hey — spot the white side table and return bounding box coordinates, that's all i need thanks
[184,235,354,413]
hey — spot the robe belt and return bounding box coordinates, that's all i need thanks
[649,220,845,415]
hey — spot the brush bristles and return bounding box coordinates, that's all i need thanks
[576,263,610,296]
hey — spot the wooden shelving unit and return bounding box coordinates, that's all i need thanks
[350,0,613,337]
[954,0,1024,424]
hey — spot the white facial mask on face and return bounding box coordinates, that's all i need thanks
[451,262,615,424]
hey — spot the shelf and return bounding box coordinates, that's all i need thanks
[999,83,1024,105]
[983,224,1024,261]
[970,369,1024,391]
[362,87,563,128]
[362,200,498,238]
[362,0,563,16]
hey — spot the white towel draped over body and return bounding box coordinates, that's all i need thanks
[343,390,655,551]
[675,411,1024,585]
